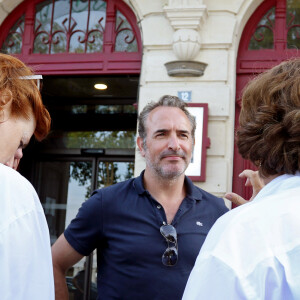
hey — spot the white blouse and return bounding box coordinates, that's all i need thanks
[183,172,300,300]
[0,163,54,300]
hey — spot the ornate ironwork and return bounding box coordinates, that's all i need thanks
[249,7,275,50]
[1,16,25,54]
[115,10,137,52]
[1,0,140,56]
[33,0,106,54]
[286,0,300,49]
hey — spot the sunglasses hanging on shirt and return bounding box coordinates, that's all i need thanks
[160,224,178,266]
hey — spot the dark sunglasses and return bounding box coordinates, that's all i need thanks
[160,224,178,266]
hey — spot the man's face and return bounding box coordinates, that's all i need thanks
[138,106,194,180]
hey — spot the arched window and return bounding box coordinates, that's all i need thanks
[248,1,300,50]
[233,0,300,200]
[0,0,142,74]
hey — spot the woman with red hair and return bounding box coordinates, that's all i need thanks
[0,53,54,299]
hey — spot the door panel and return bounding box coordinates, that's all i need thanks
[37,160,93,244]
[234,0,300,200]
[35,157,134,299]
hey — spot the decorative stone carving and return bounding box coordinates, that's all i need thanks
[173,29,201,60]
[164,0,207,31]
[163,0,208,76]
[165,60,207,77]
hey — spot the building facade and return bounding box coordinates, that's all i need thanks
[0,0,299,298]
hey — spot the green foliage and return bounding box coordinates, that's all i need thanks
[66,131,136,149]
[70,161,134,199]
[67,130,135,199]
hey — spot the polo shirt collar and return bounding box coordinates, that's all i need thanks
[134,170,203,202]
[133,170,147,195]
[184,176,203,202]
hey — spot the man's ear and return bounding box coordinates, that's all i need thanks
[137,136,146,157]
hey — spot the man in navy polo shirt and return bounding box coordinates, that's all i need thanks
[52,95,229,299]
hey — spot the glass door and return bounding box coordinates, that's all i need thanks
[35,155,134,300]
[18,74,138,299]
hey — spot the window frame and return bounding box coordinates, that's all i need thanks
[0,0,142,75]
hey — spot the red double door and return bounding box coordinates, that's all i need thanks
[234,0,300,199]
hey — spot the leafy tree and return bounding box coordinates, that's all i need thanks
[68,130,135,199]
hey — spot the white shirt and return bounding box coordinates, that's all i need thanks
[183,172,300,300]
[0,163,54,300]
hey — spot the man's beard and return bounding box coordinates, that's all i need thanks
[145,149,189,180]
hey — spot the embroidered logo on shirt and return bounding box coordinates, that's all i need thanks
[196,221,203,227]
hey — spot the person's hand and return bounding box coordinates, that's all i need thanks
[225,169,264,206]
[224,192,248,206]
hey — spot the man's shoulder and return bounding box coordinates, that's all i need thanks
[191,183,228,209]
[92,176,137,199]
[194,185,219,200]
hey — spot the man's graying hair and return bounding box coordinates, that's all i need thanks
[138,95,196,144]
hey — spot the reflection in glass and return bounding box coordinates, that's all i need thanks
[287,0,300,49]
[97,161,134,189]
[248,7,275,50]
[38,161,92,244]
[71,105,88,114]
[64,160,133,299]
[51,0,69,54]
[37,160,95,299]
[95,104,136,114]
[42,130,136,149]
[34,0,53,54]
[68,259,97,300]
[1,16,24,54]
[115,10,138,52]
[70,0,106,53]
[66,131,136,148]
[37,160,134,239]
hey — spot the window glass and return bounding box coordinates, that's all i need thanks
[248,7,275,50]
[34,0,53,54]
[66,131,136,148]
[51,0,69,54]
[115,10,138,52]
[70,0,106,53]
[71,105,88,114]
[34,0,106,54]
[97,160,134,188]
[1,0,140,55]
[38,158,133,299]
[44,130,136,149]
[39,160,92,243]
[1,16,24,54]
[286,0,300,49]
[95,104,136,114]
